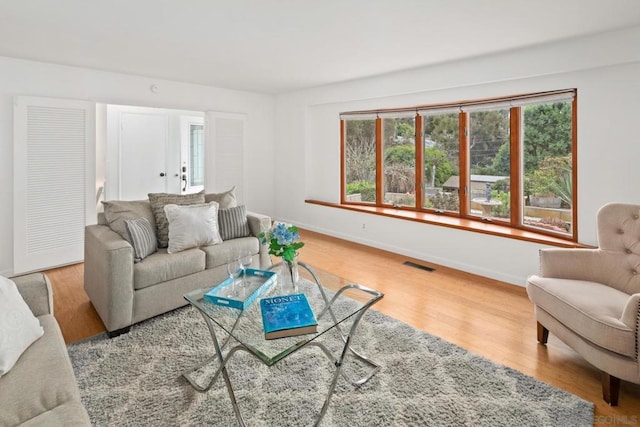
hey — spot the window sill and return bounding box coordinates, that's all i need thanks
[305,200,586,248]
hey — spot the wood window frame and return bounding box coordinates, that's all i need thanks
[335,89,578,244]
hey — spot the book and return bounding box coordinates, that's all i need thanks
[259,293,318,340]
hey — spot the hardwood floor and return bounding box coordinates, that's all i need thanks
[47,229,640,425]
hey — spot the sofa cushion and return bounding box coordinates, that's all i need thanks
[0,275,44,377]
[164,202,222,254]
[527,275,635,357]
[200,237,259,269]
[102,200,156,244]
[125,217,157,262]
[218,205,251,241]
[19,401,90,426]
[148,191,205,248]
[204,186,237,209]
[0,315,83,426]
[134,248,206,290]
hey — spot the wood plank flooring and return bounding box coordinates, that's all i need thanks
[46,229,640,425]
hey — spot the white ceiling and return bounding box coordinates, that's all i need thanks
[1,0,640,94]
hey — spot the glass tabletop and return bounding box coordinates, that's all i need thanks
[184,266,379,366]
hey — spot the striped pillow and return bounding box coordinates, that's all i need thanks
[218,205,251,241]
[124,217,157,262]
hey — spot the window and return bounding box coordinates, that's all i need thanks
[340,90,577,241]
[344,118,377,203]
[382,114,416,207]
[189,123,204,187]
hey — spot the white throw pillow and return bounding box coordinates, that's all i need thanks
[0,276,45,377]
[164,201,222,254]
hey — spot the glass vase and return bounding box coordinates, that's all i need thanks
[280,255,299,294]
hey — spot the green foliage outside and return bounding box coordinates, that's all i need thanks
[525,156,571,198]
[345,101,573,214]
[385,144,415,165]
[426,192,459,211]
[424,147,455,187]
[523,102,572,172]
[346,180,375,202]
[490,191,510,218]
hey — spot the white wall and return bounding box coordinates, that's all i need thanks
[0,56,276,276]
[275,26,640,286]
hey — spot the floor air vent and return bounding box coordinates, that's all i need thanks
[403,261,435,272]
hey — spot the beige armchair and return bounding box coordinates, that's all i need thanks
[526,203,640,405]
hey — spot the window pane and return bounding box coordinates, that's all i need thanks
[345,119,377,203]
[422,113,459,213]
[522,101,573,235]
[189,124,204,186]
[468,109,511,221]
[382,117,415,207]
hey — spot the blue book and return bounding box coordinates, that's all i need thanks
[260,293,318,340]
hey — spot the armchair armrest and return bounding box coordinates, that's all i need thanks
[246,211,272,269]
[539,248,603,280]
[12,272,53,317]
[84,224,135,332]
[620,294,640,330]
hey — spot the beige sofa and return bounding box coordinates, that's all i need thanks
[84,200,271,337]
[0,273,90,426]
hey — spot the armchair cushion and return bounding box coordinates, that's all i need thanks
[527,275,635,358]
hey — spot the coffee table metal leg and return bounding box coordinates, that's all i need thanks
[182,311,243,392]
[182,314,246,426]
[307,283,383,426]
[208,320,246,427]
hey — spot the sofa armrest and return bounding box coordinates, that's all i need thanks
[247,211,272,269]
[12,272,53,317]
[84,224,135,332]
[246,211,271,237]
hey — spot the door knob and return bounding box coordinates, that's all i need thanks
[159,172,165,177]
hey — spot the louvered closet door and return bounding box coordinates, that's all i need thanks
[205,112,247,203]
[13,96,96,274]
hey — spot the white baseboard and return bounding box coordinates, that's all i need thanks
[278,217,527,287]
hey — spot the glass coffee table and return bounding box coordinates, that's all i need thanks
[182,262,384,426]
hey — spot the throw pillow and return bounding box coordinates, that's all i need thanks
[164,202,222,254]
[0,276,44,377]
[148,191,205,248]
[124,217,158,262]
[204,186,237,209]
[218,205,251,241]
[102,200,156,244]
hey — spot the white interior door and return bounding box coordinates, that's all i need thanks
[119,111,169,200]
[206,112,247,203]
[13,96,96,274]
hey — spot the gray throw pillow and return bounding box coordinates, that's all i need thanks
[124,217,157,262]
[218,205,251,241]
[102,200,156,244]
[148,191,205,248]
[204,186,237,209]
